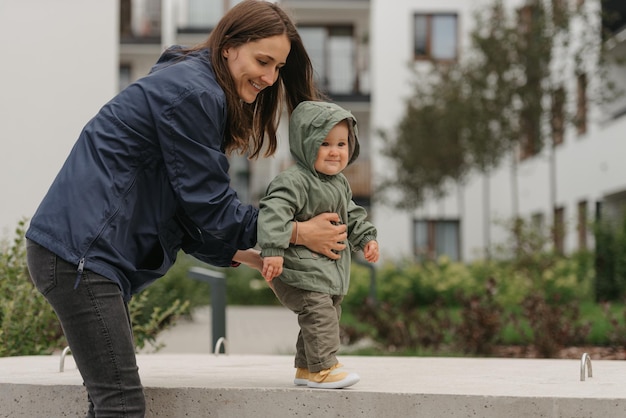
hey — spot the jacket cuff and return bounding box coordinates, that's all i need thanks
[358,235,377,250]
[260,247,285,258]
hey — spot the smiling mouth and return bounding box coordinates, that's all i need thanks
[250,81,263,91]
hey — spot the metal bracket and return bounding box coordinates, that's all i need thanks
[214,337,228,355]
[580,352,593,381]
[59,346,72,373]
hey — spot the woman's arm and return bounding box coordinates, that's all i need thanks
[291,212,347,260]
[232,249,263,272]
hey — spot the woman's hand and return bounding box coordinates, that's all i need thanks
[294,213,347,260]
[233,249,263,272]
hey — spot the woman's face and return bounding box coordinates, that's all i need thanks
[223,34,291,104]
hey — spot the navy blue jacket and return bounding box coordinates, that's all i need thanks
[26,47,258,301]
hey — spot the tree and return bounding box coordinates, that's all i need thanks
[379,64,470,208]
[379,0,616,209]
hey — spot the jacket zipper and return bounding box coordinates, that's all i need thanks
[73,171,139,290]
[74,258,85,289]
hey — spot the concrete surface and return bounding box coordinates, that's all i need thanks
[2,306,626,417]
[147,305,301,355]
[2,354,626,417]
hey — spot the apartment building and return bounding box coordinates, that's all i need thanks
[370,0,626,262]
[119,0,372,210]
[9,0,621,263]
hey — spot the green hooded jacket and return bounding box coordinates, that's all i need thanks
[258,101,377,295]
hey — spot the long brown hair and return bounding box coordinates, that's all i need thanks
[191,0,323,158]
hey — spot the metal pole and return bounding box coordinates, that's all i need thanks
[353,257,377,305]
[188,266,227,353]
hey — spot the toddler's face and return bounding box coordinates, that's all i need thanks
[314,120,350,176]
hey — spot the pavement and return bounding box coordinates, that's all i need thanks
[3,306,626,417]
[147,305,302,355]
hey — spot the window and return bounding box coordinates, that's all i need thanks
[414,219,460,261]
[187,0,223,28]
[551,87,565,146]
[602,0,626,38]
[553,206,565,255]
[119,64,132,92]
[600,190,626,227]
[298,25,356,94]
[120,0,131,38]
[413,13,458,61]
[184,0,243,29]
[576,73,588,135]
[552,0,568,27]
[577,200,588,251]
[139,0,161,37]
[531,212,545,235]
[520,111,540,159]
[230,155,250,204]
[518,4,542,159]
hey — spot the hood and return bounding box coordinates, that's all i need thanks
[149,45,209,74]
[289,101,360,175]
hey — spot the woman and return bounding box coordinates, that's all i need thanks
[25,1,347,416]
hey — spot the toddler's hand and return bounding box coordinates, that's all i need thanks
[262,256,284,282]
[363,240,379,263]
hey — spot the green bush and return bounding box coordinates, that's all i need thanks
[454,278,502,355]
[224,262,279,306]
[344,252,592,312]
[0,221,193,356]
[594,213,626,301]
[0,220,64,356]
[130,288,189,352]
[131,253,208,327]
[342,217,600,357]
[0,217,282,357]
[4,210,622,359]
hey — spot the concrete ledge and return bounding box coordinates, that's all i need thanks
[2,354,626,417]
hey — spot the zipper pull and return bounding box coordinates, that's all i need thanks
[74,258,85,289]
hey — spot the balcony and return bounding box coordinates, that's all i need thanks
[120,0,162,44]
[343,158,371,198]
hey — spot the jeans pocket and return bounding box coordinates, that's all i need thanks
[26,239,58,296]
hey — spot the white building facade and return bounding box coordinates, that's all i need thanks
[370,0,626,262]
[4,0,625,268]
[119,0,373,216]
[0,0,118,237]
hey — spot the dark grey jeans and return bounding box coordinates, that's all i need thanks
[272,278,343,372]
[26,240,145,417]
